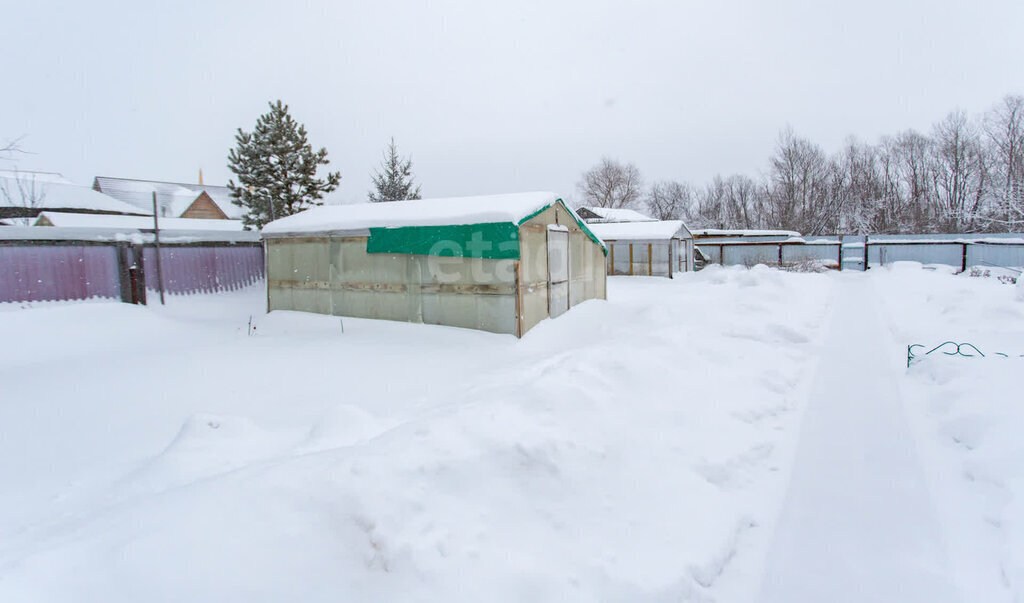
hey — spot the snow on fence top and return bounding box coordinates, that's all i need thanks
[34,212,244,231]
[0,225,261,244]
[588,220,690,241]
[262,192,562,234]
[862,234,1024,245]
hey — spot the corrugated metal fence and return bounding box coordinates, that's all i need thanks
[697,233,1024,271]
[0,245,122,302]
[142,246,264,295]
[0,227,263,304]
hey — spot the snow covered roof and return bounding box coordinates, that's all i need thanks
[577,206,656,223]
[0,171,147,215]
[263,192,561,234]
[692,228,801,238]
[34,211,245,231]
[588,220,691,241]
[92,176,243,219]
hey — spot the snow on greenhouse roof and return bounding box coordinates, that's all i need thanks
[588,220,691,241]
[262,192,561,234]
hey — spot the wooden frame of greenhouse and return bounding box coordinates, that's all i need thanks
[587,220,695,278]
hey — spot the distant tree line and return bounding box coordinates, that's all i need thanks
[578,94,1024,234]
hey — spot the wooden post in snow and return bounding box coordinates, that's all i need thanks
[152,191,166,305]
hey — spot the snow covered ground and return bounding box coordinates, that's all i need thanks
[878,263,1024,602]
[0,264,1021,601]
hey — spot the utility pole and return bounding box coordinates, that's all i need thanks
[152,191,166,304]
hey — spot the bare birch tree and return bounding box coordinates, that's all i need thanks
[646,180,695,220]
[576,158,643,208]
[983,95,1024,229]
[722,174,765,229]
[1,137,24,162]
[766,128,836,234]
[930,111,990,232]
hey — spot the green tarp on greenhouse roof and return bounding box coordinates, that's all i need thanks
[366,222,522,259]
[365,204,607,259]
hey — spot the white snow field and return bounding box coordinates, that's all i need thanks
[878,264,1024,602]
[0,264,1021,601]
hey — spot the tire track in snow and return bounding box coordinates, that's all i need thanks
[757,277,960,603]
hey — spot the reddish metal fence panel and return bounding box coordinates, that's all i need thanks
[143,246,264,295]
[1,242,263,304]
[0,245,121,303]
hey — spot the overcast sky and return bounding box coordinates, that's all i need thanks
[2,0,1023,205]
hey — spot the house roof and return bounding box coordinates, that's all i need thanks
[1,171,147,215]
[588,220,692,241]
[34,211,245,231]
[578,206,656,223]
[92,176,243,219]
[263,192,563,234]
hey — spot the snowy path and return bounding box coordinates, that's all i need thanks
[757,277,960,603]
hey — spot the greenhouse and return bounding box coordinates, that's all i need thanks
[261,192,607,336]
[588,220,695,277]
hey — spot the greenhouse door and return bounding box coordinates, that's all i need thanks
[547,227,569,318]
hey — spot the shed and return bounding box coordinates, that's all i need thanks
[589,220,694,277]
[261,192,607,337]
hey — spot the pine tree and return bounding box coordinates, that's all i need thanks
[227,100,341,229]
[369,138,422,202]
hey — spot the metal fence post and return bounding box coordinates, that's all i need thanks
[115,242,133,303]
[151,191,166,304]
[838,235,843,271]
[132,244,147,305]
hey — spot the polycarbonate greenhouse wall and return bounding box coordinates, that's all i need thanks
[605,237,694,277]
[267,236,520,334]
